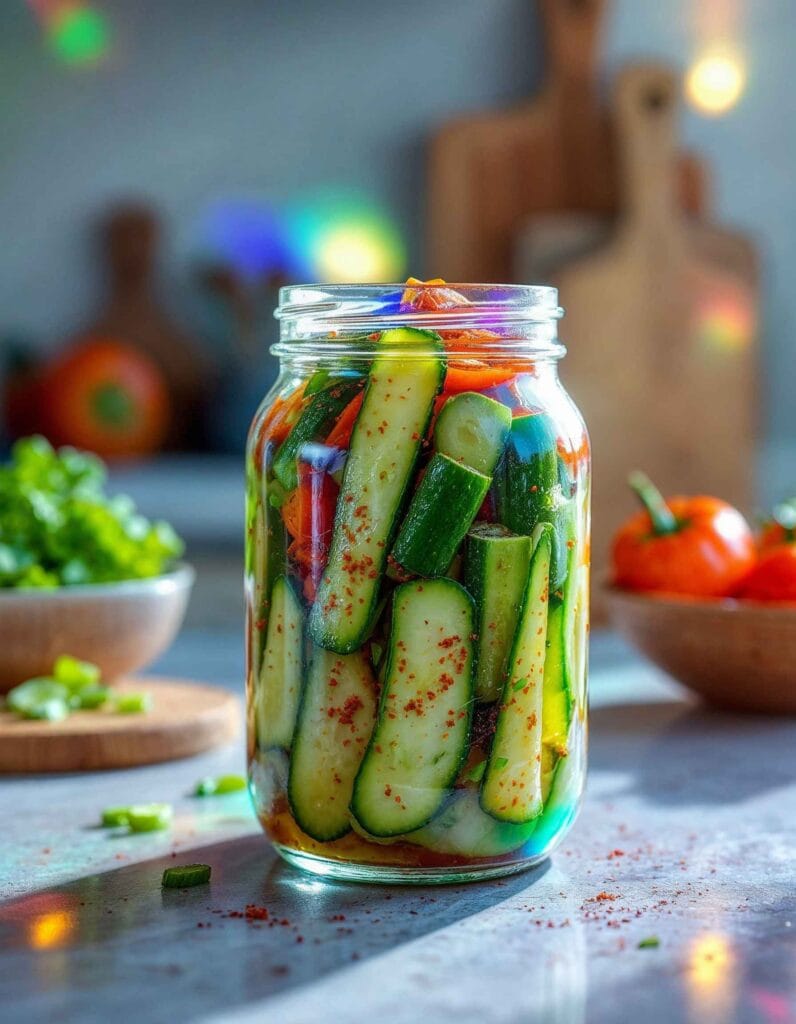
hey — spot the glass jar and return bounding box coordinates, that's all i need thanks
[246,282,589,884]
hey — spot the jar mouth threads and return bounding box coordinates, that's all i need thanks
[274,283,565,358]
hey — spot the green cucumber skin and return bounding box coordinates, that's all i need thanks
[481,525,552,825]
[493,414,573,591]
[391,454,490,578]
[434,392,512,476]
[304,368,363,398]
[288,646,378,842]
[350,579,475,837]
[542,541,578,779]
[308,328,444,654]
[248,487,287,678]
[464,526,533,703]
[255,576,304,751]
[272,378,362,490]
[408,787,539,857]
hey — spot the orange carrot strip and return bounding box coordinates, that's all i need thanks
[442,364,521,393]
[325,392,364,448]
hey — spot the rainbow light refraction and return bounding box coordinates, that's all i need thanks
[287,191,406,283]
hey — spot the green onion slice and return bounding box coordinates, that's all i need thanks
[6,678,68,713]
[71,686,110,710]
[194,774,247,796]
[53,655,101,691]
[101,806,131,827]
[162,863,211,888]
[114,692,152,714]
[127,804,172,832]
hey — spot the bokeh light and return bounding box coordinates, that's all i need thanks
[694,289,755,353]
[46,3,110,66]
[200,200,294,282]
[28,909,75,949]
[287,191,406,283]
[686,932,737,1022]
[685,50,746,116]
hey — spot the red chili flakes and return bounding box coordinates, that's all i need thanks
[245,905,269,921]
[607,849,625,860]
[591,892,620,903]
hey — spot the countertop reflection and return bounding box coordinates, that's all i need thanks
[0,631,793,1024]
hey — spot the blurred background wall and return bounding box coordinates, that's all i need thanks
[1,0,794,487]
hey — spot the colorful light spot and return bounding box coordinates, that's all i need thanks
[686,933,737,1021]
[694,289,755,353]
[28,909,75,949]
[685,50,746,116]
[200,200,294,282]
[47,3,110,67]
[288,190,406,284]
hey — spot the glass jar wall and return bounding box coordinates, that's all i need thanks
[246,283,589,883]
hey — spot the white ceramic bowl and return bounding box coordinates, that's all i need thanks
[0,564,194,692]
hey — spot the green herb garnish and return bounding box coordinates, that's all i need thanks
[512,677,529,692]
[0,435,183,589]
[494,757,509,770]
[466,759,487,783]
[638,936,660,949]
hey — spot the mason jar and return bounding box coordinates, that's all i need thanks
[245,282,589,883]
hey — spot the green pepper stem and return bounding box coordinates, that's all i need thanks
[628,471,678,535]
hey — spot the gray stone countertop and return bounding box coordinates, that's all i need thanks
[0,631,794,1024]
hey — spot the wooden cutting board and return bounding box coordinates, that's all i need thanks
[554,64,758,609]
[0,678,240,773]
[428,0,706,281]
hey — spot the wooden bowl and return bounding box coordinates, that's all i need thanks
[605,585,796,714]
[0,565,194,692]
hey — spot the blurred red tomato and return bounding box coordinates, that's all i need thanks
[737,545,796,602]
[42,338,170,459]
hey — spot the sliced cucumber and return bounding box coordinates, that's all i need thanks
[493,414,571,590]
[248,482,287,676]
[351,579,475,836]
[542,534,587,796]
[391,454,490,578]
[255,576,304,750]
[272,378,362,490]
[542,598,573,757]
[408,787,539,857]
[464,524,532,703]
[288,647,378,841]
[481,524,552,824]
[434,392,511,476]
[308,328,444,654]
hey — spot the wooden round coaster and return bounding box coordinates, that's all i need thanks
[0,678,240,773]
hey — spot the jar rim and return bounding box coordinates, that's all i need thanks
[276,282,562,323]
[274,283,565,359]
